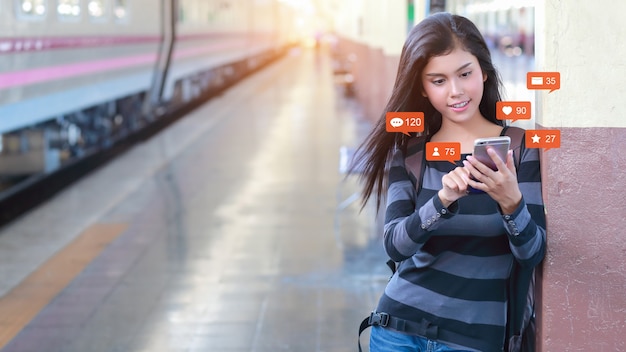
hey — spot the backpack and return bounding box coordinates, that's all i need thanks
[358,126,536,352]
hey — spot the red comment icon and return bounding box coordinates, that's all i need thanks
[386,112,425,136]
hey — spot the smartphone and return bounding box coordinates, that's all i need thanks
[467,136,511,194]
[473,136,511,171]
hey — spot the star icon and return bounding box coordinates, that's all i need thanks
[531,134,541,143]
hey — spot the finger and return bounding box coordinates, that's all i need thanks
[466,175,487,192]
[450,166,471,180]
[453,167,472,187]
[465,154,494,176]
[505,150,516,173]
[487,147,508,172]
[463,159,489,183]
[444,171,470,192]
[444,173,467,191]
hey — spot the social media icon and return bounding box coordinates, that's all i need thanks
[386,112,424,136]
[525,129,561,151]
[425,142,461,164]
[496,101,531,123]
[526,72,560,93]
[389,117,403,128]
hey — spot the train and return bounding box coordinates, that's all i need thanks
[0,0,298,224]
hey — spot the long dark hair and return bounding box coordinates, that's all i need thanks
[352,12,504,211]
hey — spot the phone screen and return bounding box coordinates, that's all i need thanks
[473,143,509,170]
[467,137,511,194]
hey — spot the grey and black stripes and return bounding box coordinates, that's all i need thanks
[374,137,546,352]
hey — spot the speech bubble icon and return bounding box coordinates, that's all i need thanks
[527,72,560,93]
[525,129,561,151]
[425,142,461,164]
[389,117,404,128]
[496,101,531,123]
[386,112,424,136]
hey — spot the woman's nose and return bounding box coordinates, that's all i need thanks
[449,78,464,96]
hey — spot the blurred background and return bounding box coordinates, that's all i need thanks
[312,0,536,126]
[0,0,537,211]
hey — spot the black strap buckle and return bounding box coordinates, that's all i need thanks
[368,311,390,327]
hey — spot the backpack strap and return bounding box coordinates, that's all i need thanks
[501,125,526,170]
[501,126,537,351]
[357,316,371,352]
[404,135,428,193]
[387,136,428,275]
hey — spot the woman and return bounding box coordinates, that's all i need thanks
[353,13,546,352]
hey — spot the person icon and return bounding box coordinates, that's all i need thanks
[432,147,440,157]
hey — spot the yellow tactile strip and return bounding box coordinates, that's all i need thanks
[0,223,127,349]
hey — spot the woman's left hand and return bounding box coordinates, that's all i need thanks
[463,148,522,214]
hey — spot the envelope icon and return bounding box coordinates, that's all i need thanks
[531,77,543,85]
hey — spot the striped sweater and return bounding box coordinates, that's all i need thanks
[376,133,546,352]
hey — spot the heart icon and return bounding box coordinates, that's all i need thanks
[502,106,513,115]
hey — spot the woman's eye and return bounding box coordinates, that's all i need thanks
[432,79,445,85]
[461,71,472,77]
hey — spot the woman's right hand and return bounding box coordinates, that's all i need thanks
[438,166,471,207]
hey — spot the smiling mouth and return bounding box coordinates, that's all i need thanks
[448,100,470,108]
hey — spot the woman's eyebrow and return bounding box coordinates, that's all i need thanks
[425,62,473,76]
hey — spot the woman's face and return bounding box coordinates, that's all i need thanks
[421,47,487,125]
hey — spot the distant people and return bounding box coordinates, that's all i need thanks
[352,13,546,352]
[314,31,322,50]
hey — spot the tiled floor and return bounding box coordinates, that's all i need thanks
[0,48,390,352]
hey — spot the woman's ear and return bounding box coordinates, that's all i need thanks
[483,71,488,82]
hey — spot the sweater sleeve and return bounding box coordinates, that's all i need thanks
[383,147,456,262]
[500,145,547,268]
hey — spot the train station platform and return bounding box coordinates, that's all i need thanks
[0,48,390,352]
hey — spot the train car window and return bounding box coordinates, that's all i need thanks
[57,0,81,20]
[87,0,108,20]
[15,0,47,18]
[113,0,128,21]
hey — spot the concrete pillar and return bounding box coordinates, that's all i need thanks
[534,1,626,350]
